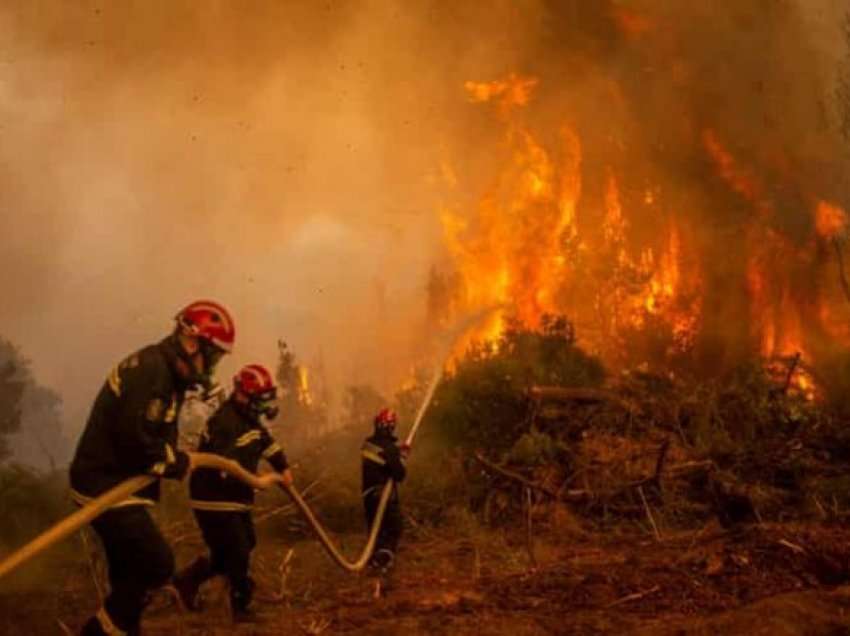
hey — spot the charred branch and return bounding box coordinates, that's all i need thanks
[527,386,638,414]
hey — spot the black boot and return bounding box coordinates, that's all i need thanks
[173,556,212,611]
[369,548,395,573]
[230,577,259,624]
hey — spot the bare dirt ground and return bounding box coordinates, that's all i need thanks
[5,520,850,635]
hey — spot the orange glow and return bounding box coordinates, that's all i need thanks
[464,73,539,116]
[611,7,654,38]
[815,200,848,240]
[703,129,771,217]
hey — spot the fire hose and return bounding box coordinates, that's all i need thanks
[280,347,444,572]
[0,312,467,580]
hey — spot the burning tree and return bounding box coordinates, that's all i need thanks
[275,340,328,446]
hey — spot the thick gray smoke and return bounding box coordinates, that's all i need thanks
[0,1,845,441]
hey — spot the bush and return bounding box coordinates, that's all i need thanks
[426,315,605,455]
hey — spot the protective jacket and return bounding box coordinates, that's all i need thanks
[70,336,190,507]
[189,399,288,512]
[361,430,406,499]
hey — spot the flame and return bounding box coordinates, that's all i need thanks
[440,98,581,346]
[646,227,680,314]
[436,74,845,392]
[464,73,539,117]
[815,200,848,240]
[297,366,313,406]
[440,74,703,364]
[703,129,771,218]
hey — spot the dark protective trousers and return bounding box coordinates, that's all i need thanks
[88,506,175,633]
[364,491,403,559]
[193,510,257,609]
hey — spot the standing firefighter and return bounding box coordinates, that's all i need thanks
[174,364,292,623]
[71,300,235,636]
[361,408,408,572]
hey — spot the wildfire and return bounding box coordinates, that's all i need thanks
[439,74,703,364]
[435,73,847,391]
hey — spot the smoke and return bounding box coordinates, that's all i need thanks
[0,1,846,438]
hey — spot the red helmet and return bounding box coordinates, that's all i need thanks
[233,364,277,398]
[175,300,236,353]
[234,364,279,419]
[374,407,397,431]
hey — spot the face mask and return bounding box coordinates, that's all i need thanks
[199,340,225,377]
[260,404,280,420]
[243,388,279,421]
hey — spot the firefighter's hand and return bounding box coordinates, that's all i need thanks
[280,468,294,487]
[256,472,284,490]
[400,443,412,459]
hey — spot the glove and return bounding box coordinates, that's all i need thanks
[256,472,284,490]
[163,450,192,481]
[400,442,412,458]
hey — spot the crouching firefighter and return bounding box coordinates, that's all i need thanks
[361,408,409,572]
[174,364,293,623]
[71,300,236,636]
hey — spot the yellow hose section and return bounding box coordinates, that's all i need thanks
[281,481,393,572]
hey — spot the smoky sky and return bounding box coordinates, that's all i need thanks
[0,1,845,436]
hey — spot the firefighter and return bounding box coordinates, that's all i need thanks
[361,408,409,572]
[72,300,236,636]
[174,364,293,623]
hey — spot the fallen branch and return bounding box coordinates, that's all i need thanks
[653,440,671,483]
[638,486,662,541]
[779,352,802,395]
[474,452,715,504]
[255,480,319,524]
[473,452,589,501]
[665,460,716,476]
[607,585,661,608]
[525,487,537,568]
[528,386,638,413]
[778,539,806,555]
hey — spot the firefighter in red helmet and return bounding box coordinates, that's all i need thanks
[174,364,293,623]
[361,408,408,573]
[72,301,238,636]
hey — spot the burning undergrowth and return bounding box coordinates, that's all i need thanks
[398,315,850,538]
